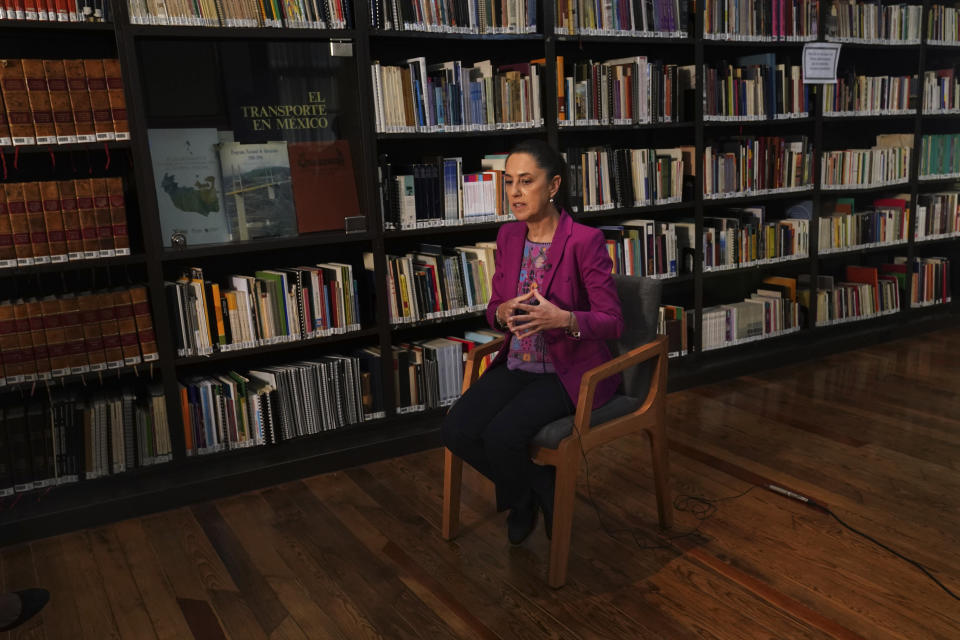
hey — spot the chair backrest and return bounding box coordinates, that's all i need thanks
[607,275,663,399]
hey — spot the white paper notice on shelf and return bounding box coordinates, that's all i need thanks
[802,43,841,84]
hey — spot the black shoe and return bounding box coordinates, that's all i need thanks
[507,501,538,545]
[0,589,50,632]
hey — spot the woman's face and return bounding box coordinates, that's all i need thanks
[504,152,560,220]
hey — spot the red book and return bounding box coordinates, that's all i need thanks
[288,140,361,233]
[105,176,129,255]
[0,187,15,267]
[22,181,51,264]
[845,265,880,311]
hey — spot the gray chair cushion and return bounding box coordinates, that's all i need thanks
[530,276,662,449]
[530,394,642,448]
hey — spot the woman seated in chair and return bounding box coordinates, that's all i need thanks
[441,139,624,545]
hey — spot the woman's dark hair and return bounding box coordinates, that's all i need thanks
[507,139,571,213]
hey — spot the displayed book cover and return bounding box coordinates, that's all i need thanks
[147,128,230,247]
[218,140,297,241]
[288,140,360,233]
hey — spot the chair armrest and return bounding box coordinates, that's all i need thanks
[462,336,506,393]
[572,335,668,438]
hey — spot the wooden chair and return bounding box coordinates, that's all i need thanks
[441,275,672,588]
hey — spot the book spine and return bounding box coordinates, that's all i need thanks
[112,289,142,365]
[43,60,77,144]
[74,179,99,258]
[0,188,15,266]
[83,60,113,141]
[129,286,159,361]
[105,177,129,255]
[59,296,88,374]
[77,293,107,371]
[63,59,95,142]
[58,180,83,259]
[21,58,56,144]
[12,301,39,381]
[0,59,35,145]
[0,90,12,146]
[102,59,129,140]
[41,181,67,262]
[95,291,124,368]
[91,177,114,256]
[41,298,69,377]
[22,181,51,264]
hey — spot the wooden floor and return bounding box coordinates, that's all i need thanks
[3,327,960,640]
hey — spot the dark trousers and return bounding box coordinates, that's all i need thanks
[441,363,575,512]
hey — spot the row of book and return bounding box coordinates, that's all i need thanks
[179,353,371,455]
[0,58,128,147]
[704,0,818,41]
[822,73,917,116]
[148,130,360,247]
[374,243,495,325]
[558,57,694,125]
[659,304,687,357]
[0,286,159,386]
[702,211,809,270]
[919,133,960,179]
[703,135,813,198]
[0,385,171,498]
[0,178,130,268]
[927,4,959,44]
[908,257,951,307]
[371,0,536,33]
[379,154,517,230]
[166,264,361,358]
[126,0,351,27]
[820,134,913,190]
[924,68,960,113]
[818,197,910,253]
[916,192,960,240]
[370,58,543,134]
[554,0,689,36]
[808,265,901,326]
[599,220,692,279]
[703,56,809,120]
[701,276,802,350]
[570,146,689,212]
[0,0,109,21]
[826,0,922,43]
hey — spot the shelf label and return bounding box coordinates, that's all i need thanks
[803,43,841,84]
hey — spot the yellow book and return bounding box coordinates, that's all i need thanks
[210,282,226,346]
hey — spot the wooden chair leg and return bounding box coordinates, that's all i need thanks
[442,448,463,540]
[646,416,673,530]
[547,444,580,588]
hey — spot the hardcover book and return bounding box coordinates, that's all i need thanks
[217,140,297,241]
[288,140,361,233]
[147,128,230,247]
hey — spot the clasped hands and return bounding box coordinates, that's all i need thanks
[497,289,569,340]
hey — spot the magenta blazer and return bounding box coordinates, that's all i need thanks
[486,210,624,409]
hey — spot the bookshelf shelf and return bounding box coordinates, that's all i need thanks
[702,188,814,206]
[573,200,692,218]
[0,361,159,397]
[558,121,693,133]
[822,112,917,121]
[702,256,809,278]
[159,231,372,261]
[818,243,909,258]
[819,182,911,194]
[383,220,505,238]
[370,30,542,41]
[824,39,921,49]
[0,20,114,31]
[174,327,379,367]
[703,116,813,127]
[554,33,692,45]
[0,254,146,278]
[702,39,809,47]
[915,234,960,245]
[127,25,357,39]
[390,309,486,331]
[4,140,132,153]
[376,127,545,140]
[700,327,806,355]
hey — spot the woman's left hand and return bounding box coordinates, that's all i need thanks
[508,289,570,340]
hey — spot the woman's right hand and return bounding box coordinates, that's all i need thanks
[496,290,536,333]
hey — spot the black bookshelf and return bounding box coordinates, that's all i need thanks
[1,0,957,544]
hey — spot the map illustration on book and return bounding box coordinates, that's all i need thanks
[148,128,230,247]
[218,140,297,241]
